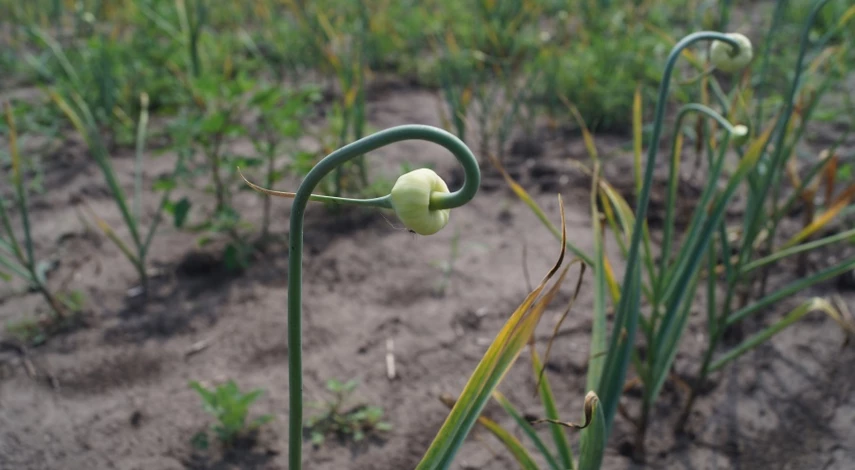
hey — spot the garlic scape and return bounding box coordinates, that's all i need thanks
[239,124,480,469]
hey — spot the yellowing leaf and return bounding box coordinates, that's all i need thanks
[633,86,643,192]
[782,184,855,249]
[561,95,598,162]
[416,197,571,469]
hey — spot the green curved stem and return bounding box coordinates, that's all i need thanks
[286,124,480,469]
[656,103,742,300]
[598,31,739,434]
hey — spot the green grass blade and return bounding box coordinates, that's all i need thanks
[656,132,684,291]
[595,181,654,301]
[0,167,25,266]
[659,119,772,299]
[739,0,835,269]
[661,123,771,307]
[649,270,700,401]
[597,262,639,434]
[532,349,574,470]
[440,393,542,470]
[711,298,853,371]
[133,93,150,225]
[28,27,83,91]
[706,239,719,335]
[742,227,855,274]
[492,391,561,469]
[0,251,33,281]
[476,416,541,470]
[587,165,608,393]
[727,256,855,326]
[577,392,606,470]
[3,103,36,274]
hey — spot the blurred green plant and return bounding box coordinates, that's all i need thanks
[499,4,855,460]
[190,379,273,449]
[0,102,68,319]
[536,2,672,131]
[51,90,188,294]
[430,0,542,160]
[675,0,855,432]
[0,99,60,194]
[305,378,392,446]
[286,0,371,197]
[245,83,321,240]
[5,290,86,346]
[1,102,85,341]
[168,71,258,271]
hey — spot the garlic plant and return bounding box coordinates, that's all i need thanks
[242,124,480,469]
[597,31,750,439]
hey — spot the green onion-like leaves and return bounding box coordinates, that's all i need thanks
[532,350,574,469]
[577,392,606,470]
[492,391,562,469]
[49,85,184,293]
[1,102,67,319]
[439,393,540,470]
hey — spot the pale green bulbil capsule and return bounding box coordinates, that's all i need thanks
[732,124,750,146]
[390,168,451,236]
[710,33,753,73]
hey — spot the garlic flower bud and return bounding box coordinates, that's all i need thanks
[390,168,451,236]
[710,33,753,73]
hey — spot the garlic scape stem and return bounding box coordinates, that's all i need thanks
[244,124,480,469]
[600,31,743,433]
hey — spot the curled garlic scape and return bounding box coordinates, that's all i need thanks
[709,33,753,72]
[253,124,480,470]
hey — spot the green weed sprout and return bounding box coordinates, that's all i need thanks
[189,380,273,449]
[305,379,392,446]
[242,124,480,468]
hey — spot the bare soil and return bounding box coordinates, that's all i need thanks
[1,84,854,470]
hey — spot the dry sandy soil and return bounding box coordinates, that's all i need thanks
[1,83,854,470]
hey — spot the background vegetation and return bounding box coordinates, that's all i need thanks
[1,0,854,468]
